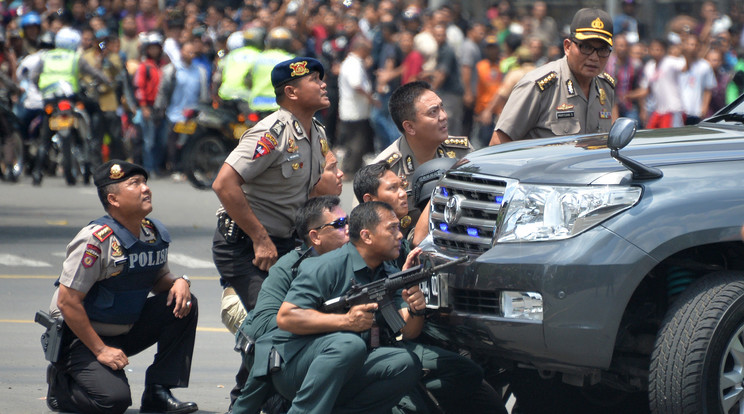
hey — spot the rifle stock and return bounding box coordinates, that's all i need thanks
[321,256,468,333]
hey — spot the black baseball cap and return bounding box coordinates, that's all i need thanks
[94,160,148,188]
[570,8,614,46]
[271,57,325,89]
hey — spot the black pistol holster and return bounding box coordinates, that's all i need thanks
[218,212,247,243]
[35,311,66,363]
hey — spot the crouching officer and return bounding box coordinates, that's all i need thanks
[44,160,198,414]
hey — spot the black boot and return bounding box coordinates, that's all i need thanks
[140,384,198,414]
[46,364,60,411]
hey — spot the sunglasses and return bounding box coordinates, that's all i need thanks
[571,39,612,58]
[313,216,348,231]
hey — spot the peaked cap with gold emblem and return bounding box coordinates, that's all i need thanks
[94,160,148,188]
[570,8,613,46]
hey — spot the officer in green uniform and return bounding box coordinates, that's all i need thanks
[374,81,472,236]
[249,27,295,114]
[215,28,264,113]
[253,202,423,413]
[212,56,329,312]
[353,162,507,414]
[232,195,349,413]
[491,8,616,145]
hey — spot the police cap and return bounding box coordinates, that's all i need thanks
[570,8,613,46]
[94,160,148,188]
[271,57,325,89]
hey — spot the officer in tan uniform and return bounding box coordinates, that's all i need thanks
[491,8,616,144]
[45,160,198,414]
[372,81,472,234]
[212,56,329,311]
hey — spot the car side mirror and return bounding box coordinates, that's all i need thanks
[607,117,637,151]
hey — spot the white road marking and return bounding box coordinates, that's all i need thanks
[0,254,52,267]
[168,253,216,269]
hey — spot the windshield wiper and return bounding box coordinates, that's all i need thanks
[705,112,744,123]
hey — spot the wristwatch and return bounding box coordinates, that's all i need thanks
[408,305,426,317]
[177,275,191,288]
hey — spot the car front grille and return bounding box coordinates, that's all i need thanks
[451,287,500,314]
[430,172,509,255]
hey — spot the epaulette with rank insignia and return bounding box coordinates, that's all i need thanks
[443,136,469,148]
[385,152,402,166]
[597,72,616,89]
[93,225,113,242]
[142,218,155,230]
[535,71,558,91]
[312,118,326,132]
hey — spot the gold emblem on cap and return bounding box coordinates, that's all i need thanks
[109,164,124,179]
[290,61,310,77]
[591,17,604,30]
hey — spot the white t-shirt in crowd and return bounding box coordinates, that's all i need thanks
[679,59,717,117]
[338,52,372,122]
[644,56,685,114]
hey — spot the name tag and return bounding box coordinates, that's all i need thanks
[557,111,575,119]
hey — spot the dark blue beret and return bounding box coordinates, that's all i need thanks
[271,57,325,89]
[94,160,148,188]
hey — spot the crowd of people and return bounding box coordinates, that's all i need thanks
[2,0,744,184]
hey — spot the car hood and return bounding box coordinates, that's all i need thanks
[456,124,744,185]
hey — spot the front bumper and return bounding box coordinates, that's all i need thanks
[421,224,657,371]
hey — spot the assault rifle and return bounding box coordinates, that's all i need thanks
[321,257,468,333]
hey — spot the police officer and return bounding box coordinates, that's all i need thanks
[215,28,265,114]
[32,27,111,186]
[491,8,616,144]
[353,162,506,414]
[260,202,422,413]
[211,56,329,312]
[232,195,349,413]
[248,27,295,115]
[45,160,198,414]
[373,81,472,235]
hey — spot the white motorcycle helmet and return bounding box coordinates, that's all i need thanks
[226,31,245,51]
[55,27,82,51]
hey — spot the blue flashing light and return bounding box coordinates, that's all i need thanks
[439,223,449,232]
[495,195,503,204]
[441,187,449,197]
[467,227,479,237]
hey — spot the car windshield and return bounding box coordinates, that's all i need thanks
[706,96,744,124]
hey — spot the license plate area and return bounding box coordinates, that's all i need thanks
[49,116,74,131]
[422,273,449,309]
[173,120,197,134]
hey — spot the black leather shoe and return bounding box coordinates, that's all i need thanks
[46,364,60,411]
[140,384,198,414]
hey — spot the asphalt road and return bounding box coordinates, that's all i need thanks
[0,174,357,414]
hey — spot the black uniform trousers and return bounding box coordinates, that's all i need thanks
[212,227,296,311]
[52,292,198,414]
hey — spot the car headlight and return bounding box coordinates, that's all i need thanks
[495,184,642,243]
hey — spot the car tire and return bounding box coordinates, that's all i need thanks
[649,271,744,414]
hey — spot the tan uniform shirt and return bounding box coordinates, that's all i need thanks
[372,135,472,231]
[222,108,327,239]
[49,220,169,336]
[495,56,616,140]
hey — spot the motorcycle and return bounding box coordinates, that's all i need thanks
[0,102,24,182]
[174,101,260,189]
[36,81,93,185]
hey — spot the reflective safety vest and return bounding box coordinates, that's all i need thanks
[218,46,260,101]
[250,49,294,112]
[38,49,79,92]
[83,215,170,325]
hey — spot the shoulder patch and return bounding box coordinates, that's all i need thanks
[82,244,101,268]
[269,119,285,137]
[598,72,616,89]
[93,225,113,242]
[535,71,558,91]
[443,136,470,148]
[385,152,402,166]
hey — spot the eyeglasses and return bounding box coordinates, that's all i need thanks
[571,39,612,58]
[313,216,348,231]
